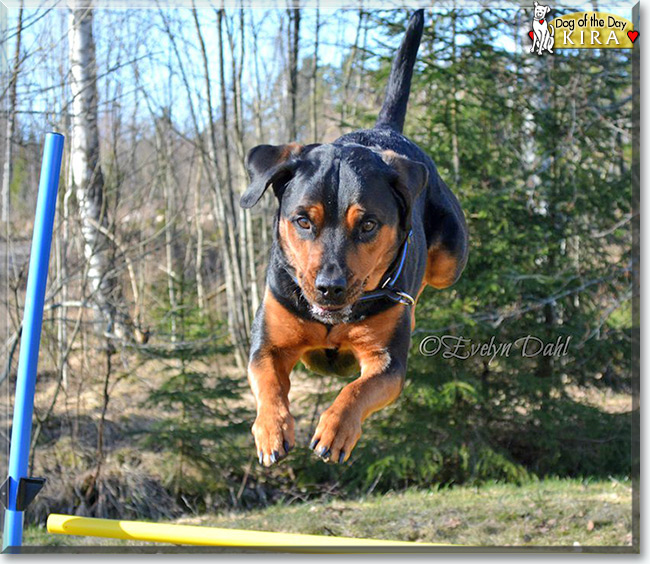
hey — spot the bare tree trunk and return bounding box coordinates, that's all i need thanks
[251,13,265,142]
[57,54,73,391]
[85,347,112,509]
[250,12,272,260]
[287,6,300,140]
[69,5,125,340]
[156,116,178,342]
[2,2,23,223]
[193,164,206,313]
[351,12,369,123]
[225,12,246,167]
[226,11,260,316]
[192,9,249,364]
[310,4,320,142]
[217,9,250,344]
[450,9,460,187]
[341,9,363,128]
[58,142,73,390]
[190,9,237,342]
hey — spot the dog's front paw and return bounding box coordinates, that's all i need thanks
[309,406,362,464]
[252,406,295,467]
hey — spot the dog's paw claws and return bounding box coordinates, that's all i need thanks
[311,407,362,465]
[252,407,294,467]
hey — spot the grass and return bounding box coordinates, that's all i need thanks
[23,477,633,549]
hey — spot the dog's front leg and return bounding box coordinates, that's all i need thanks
[310,366,405,464]
[247,293,306,467]
[248,347,300,466]
[310,308,410,464]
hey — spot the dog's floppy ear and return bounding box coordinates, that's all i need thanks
[545,5,550,15]
[533,1,539,7]
[241,143,304,209]
[381,150,429,231]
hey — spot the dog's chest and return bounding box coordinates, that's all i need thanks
[278,305,403,354]
[309,304,403,354]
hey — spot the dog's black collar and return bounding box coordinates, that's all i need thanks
[358,229,415,306]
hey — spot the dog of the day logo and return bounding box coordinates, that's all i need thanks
[528,4,638,54]
[529,2,555,55]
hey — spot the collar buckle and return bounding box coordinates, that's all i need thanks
[389,290,415,306]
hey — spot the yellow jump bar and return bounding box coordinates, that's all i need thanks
[47,514,445,550]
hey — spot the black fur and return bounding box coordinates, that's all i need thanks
[376,9,425,133]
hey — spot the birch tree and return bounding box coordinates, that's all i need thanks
[310,5,320,142]
[69,5,126,339]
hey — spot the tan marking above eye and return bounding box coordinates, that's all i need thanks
[345,204,366,233]
[302,204,324,230]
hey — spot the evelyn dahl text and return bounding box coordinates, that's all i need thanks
[419,335,572,365]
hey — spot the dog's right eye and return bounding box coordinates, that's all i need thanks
[295,217,312,230]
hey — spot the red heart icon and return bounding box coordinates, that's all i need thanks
[529,30,534,41]
[628,30,639,43]
[539,19,544,24]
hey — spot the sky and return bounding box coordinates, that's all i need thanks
[0,2,639,138]
[1,5,377,134]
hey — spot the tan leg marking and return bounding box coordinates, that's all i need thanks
[310,305,407,463]
[249,289,326,466]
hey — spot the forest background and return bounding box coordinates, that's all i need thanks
[0,1,636,538]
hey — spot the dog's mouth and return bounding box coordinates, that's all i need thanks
[312,303,345,312]
[309,303,354,325]
[310,302,352,316]
[302,280,366,324]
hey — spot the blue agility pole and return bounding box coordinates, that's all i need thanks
[2,133,64,551]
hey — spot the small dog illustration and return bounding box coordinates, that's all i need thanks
[530,2,555,55]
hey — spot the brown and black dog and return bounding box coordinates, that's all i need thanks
[240,10,468,466]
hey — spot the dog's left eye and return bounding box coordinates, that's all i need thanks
[295,217,312,230]
[361,219,377,233]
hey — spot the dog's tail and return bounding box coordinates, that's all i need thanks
[375,9,425,134]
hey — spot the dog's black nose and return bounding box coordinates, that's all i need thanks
[315,274,347,304]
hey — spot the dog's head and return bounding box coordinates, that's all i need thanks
[533,1,551,20]
[241,143,428,324]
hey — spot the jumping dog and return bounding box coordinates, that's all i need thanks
[240,10,468,466]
